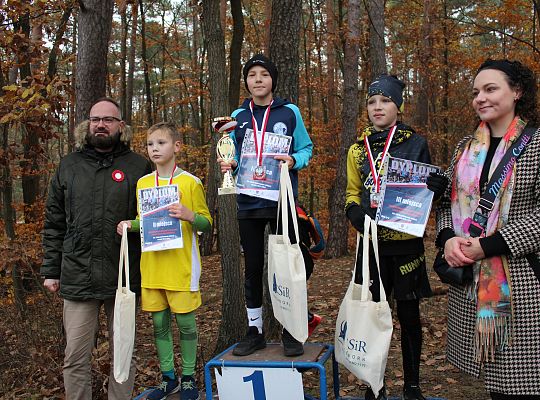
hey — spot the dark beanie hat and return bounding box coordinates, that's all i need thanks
[367,74,406,112]
[243,54,278,93]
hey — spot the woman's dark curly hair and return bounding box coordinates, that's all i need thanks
[476,59,539,126]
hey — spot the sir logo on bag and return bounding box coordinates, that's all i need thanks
[338,320,368,366]
[338,320,348,342]
[272,274,291,308]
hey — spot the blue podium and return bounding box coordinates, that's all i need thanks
[204,342,335,400]
[202,342,446,400]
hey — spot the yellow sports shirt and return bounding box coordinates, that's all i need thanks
[136,170,212,292]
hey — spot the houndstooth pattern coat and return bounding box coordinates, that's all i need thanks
[436,129,540,395]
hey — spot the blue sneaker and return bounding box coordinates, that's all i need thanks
[180,375,200,400]
[146,376,180,400]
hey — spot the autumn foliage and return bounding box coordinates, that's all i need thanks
[1,0,540,397]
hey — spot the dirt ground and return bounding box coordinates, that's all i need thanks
[0,232,491,399]
[189,250,488,400]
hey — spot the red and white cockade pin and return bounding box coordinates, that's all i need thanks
[112,170,125,182]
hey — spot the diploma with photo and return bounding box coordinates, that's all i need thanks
[375,157,440,237]
[236,128,292,201]
[138,184,183,252]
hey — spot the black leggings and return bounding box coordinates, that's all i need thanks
[396,299,422,385]
[239,217,278,309]
[239,215,311,309]
[491,394,540,399]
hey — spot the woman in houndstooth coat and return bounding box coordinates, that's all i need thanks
[434,59,540,399]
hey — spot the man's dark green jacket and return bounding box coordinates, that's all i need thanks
[41,143,152,300]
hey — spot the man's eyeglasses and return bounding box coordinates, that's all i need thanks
[89,116,121,124]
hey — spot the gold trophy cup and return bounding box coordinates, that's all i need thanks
[213,116,238,195]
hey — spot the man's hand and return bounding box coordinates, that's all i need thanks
[44,278,60,293]
[117,220,131,235]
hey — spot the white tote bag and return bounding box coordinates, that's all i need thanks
[113,224,136,383]
[267,162,308,343]
[334,215,393,394]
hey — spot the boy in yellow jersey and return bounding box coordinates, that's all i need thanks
[117,122,211,400]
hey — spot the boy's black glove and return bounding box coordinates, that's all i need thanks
[427,171,449,201]
[346,204,365,232]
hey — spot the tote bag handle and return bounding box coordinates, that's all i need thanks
[276,162,300,245]
[117,224,130,291]
[359,215,385,302]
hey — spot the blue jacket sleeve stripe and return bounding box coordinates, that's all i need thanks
[285,104,313,170]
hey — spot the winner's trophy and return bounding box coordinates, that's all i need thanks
[213,116,238,195]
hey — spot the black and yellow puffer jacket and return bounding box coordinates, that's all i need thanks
[345,122,431,255]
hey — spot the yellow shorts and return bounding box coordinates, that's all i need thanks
[141,288,201,314]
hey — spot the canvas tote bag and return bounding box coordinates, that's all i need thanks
[334,215,393,394]
[268,162,308,343]
[113,224,136,383]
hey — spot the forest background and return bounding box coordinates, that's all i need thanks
[1,0,539,398]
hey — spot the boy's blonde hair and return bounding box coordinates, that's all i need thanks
[147,122,181,142]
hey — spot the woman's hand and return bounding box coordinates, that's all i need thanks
[169,202,195,223]
[217,157,237,173]
[444,237,476,267]
[273,155,295,169]
[461,237,486,261]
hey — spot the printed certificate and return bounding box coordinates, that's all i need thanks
[375,157,440,237]
[236,129,292,201]
[138,184,183,252]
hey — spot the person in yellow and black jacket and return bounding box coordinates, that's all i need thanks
[345,75,437,400]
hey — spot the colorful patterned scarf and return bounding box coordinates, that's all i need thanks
[450,117,526,362]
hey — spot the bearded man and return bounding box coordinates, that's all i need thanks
[41,98,152,399]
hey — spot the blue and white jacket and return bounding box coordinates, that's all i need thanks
[231,97,313,217]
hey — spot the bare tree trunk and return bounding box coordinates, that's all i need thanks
[220,0,226,30]
[1,125,15,242]
[228,0,244,113]
[367,0,387,80]
[264,2,272,53]
[160,11,168,122]
[139,0,153,127]
[0,70,15,242]
[48,6,73,80]
[119,3,128,119]
[326,0,337,122]
[303,4,314,205]
[269,0,302,103]
[326,0,361,258]
[126,1,138,125]
[441,0,450,164]
[68,11,77,152]
[0,59,26,316]
[190,8,203,143]
[201,0,244,355]
[75,0,114,124]
[415,0,432,132]
[14,10,40,225]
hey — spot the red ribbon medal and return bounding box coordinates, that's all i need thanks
[249,100,273,180]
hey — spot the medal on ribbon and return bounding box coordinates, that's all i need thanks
[250,100,273,181]
[364,126,396,208]
[253,165,266,180]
